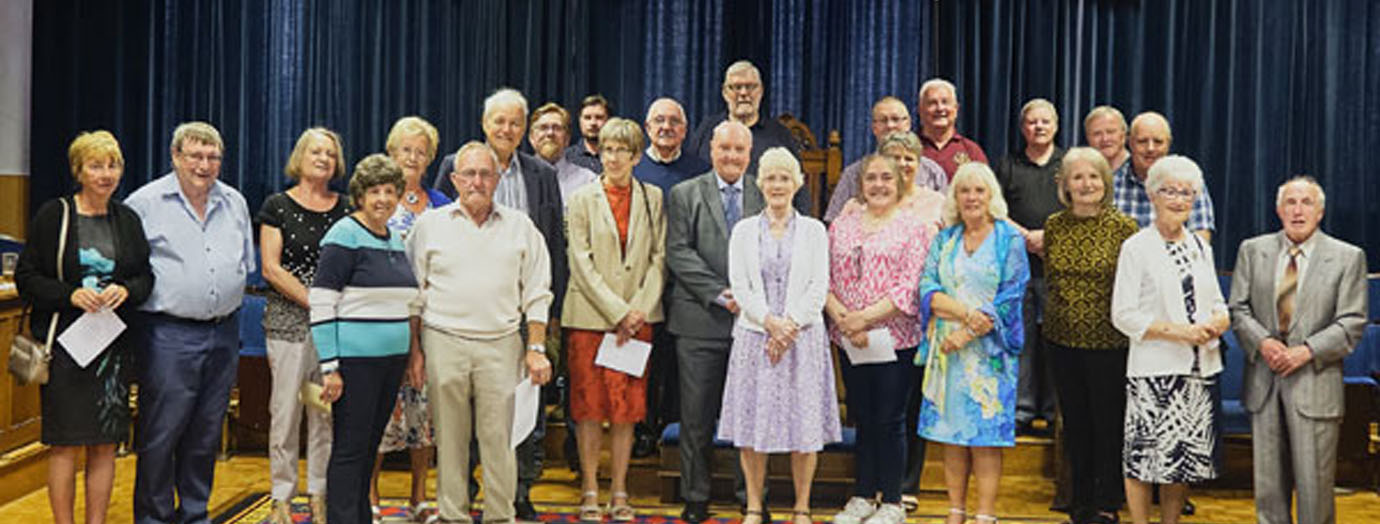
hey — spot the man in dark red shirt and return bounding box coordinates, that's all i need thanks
[917,78,988,180]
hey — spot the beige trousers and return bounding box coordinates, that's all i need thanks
[265,335,332,501]
[424,327,522,523]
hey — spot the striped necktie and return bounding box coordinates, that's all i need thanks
[1276,246,1301,336]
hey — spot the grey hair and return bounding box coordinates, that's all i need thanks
[755,147,803,188]
[918,78,957,102]
[724,60,760,82]
[1020,98,1059,126]
[1083,105,1127,133]
[941,162,1009,226]
[170,121,224,154]
[348,154,405,208]
[483,88,529,121]
[1145,155,1204,195]
[1130,111,1173,142]
[452,141,501,173]
[1276,175,1326,210]
[645,97,687,122]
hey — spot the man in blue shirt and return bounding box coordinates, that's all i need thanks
[124,122,256,524]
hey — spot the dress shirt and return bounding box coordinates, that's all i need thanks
[124,172,256,320]
[1112,162,1216,233]
[1274,232,1318,306]
[550,156,598,207]
[406,202,553,339]
[495,155,530,214]
[564,138,603,173]
[716,174,745,225]
[824,156,948,222]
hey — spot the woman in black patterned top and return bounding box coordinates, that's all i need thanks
[257,127,350,523]
[1043,147,1138,524]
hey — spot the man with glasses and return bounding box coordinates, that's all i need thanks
[529,102,598,206]
[823,95,946,222]
[687,60,810,213]
[1113,112,1216,243]
[125,122,256,524]
[635,97,710,195]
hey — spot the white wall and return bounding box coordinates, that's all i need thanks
[0,0,33,175]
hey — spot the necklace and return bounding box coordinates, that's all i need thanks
[405,190,420,205]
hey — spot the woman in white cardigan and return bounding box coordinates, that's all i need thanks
[717,148,840,524]
[1110,155,1230,524]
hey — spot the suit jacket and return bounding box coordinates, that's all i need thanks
[560,179,666,330]
[1229,231,1368,418]
[728,212,829,333]
[665,171,764,339]
[434,150,569,316]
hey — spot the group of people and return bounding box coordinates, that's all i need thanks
[13,59,1366,524]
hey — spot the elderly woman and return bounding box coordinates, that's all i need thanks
[916,162,1030,524]
[839,131,946,226]
[257,127,350,522]
[368,115,448,521]
[310,154,418,524]
[561,117,666,522]
[15,131,152,524]
[827,154,938,524]
[1110,156,1228,524]
[1044,148,1139,524]
[719,148,839,524]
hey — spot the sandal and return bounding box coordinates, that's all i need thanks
[900,495,919,512]
[579,491,603,523]
[607,492,635,522]
[412,501,438,522]
[946,508,967,524]
[742,508,764,524]
[792,509,813,524]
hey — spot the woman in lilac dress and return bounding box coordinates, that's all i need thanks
[718,148,839,524]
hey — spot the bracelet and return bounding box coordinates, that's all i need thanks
[963,326,978,337]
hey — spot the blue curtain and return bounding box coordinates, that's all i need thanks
[932,0,1380,269]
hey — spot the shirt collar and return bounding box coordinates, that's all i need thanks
[646,145,682,164]
[1281,229,1319,258]
[159,171,225,205]
[715,172,745,192]
[448,201,505,223]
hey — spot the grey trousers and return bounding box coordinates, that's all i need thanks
[1017,277,1056,423]
[1252,380,1340,524]
[676,335,752,505]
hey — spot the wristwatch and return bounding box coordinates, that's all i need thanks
[527,343,547,355]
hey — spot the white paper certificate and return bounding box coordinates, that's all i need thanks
[56,308,126,368]
[840,328,898,365]
[594,332,653,377]
[511,376,541,448]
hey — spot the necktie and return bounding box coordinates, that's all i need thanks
[724,185,741,227]
[1276,246,1300,336]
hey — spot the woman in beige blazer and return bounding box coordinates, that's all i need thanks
[561,117,666,522]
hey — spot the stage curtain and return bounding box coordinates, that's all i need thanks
[932,0,1380,269]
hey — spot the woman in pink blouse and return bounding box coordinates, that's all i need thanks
[826,154,939,524]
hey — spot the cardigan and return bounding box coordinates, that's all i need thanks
[728,211,830,333]
[1111,225,1226,377]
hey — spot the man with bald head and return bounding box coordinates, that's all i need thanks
[667,121,763,523]
[635,97,711,195]
[823,95,947,222]
[687,61,810,212]
[1229,176,1366,524]
[916,78,988,180]
[1112,111,1216,242]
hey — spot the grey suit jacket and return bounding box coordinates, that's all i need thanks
[1228,231,1368,418]
[665,171,764,339]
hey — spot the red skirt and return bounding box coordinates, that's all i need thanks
[566,325,653,424]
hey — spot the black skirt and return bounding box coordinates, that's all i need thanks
[40,336,132,446]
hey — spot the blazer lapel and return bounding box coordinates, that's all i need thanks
[1293,233,1335,336]
[702,174,730,237]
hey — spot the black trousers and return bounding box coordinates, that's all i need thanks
[842,347,918,504]
[327,355,407,524]
[1049,344,1127,515]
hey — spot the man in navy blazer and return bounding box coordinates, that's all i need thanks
[432,88,567,522]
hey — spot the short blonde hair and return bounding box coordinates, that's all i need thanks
[170,121,223,154]
[530,103,570,129]
[385,116,439,162]
[855,153,911,203]
[1083,105,1126,133]
[1055,147,1113,207]
[755,147,804,188]
[599,118,645,156]
[941,162,1009,226]
[284,127,346,180]
[68,130,124,181]
[1020,98,1059,126]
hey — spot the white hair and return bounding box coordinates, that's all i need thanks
[1084,105,1127,133]
[645,97,687,121]
[483,88,528,121]
[941,162,1008,226]
[1130,111,1173,142]
[724,60,760,82]
[1145,155,1204,195]
[918,78,957,102]
[755,147,804,188]
[1276,175,1326,210]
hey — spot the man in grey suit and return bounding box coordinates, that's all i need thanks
[666,121,761,523]
[1228,176,1368,524]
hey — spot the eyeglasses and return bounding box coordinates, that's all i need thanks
[532,123,565,134]
[649,115,685,127]
[725,82,760,93]
[454,169,498,181]
[181,152,222,165]
[872,115,909,126]
[1156,187,1196,201]
[601,146,635,157]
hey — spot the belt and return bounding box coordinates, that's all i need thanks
[146,309,240,326]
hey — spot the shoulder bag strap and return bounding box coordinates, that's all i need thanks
[44,199,72,356]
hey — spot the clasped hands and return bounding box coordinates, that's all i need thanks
[940,308,994,354]
[1259,337,1312,376]
[70,284,129,313]
[763,314,800,364]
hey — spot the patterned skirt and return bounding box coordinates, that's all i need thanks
[1122,375,1220,484]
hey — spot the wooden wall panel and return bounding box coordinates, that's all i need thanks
[0,175,28,241]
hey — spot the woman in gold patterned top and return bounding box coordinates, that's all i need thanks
[1042,147,1139,524]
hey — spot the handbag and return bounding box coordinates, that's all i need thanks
[8,198,71,385]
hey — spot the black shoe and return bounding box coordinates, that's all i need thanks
[515,499,540,522]
[1181,499,1195,516]
[632,428,658,458]
[681,501,710,523]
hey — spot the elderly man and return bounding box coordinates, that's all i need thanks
[1113,112,1216,243]
[634,97,711,195]
[124,122,256,524]
[529,101,598,204]
[408,141,555,524]
[1084,105,1130,172]
[687,61,810,213]
[995,98,1065,435]
[916,78,988,179]
[668,121,763,523]
[433,88,567,521]
[564,94,612,173]
[1229,176,1367,524]
[823,95,947,222]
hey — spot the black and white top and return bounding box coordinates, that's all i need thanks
[257,192,350,341]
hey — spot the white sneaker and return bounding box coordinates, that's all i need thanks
[832,497,877,524]
[861,503,905,524]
